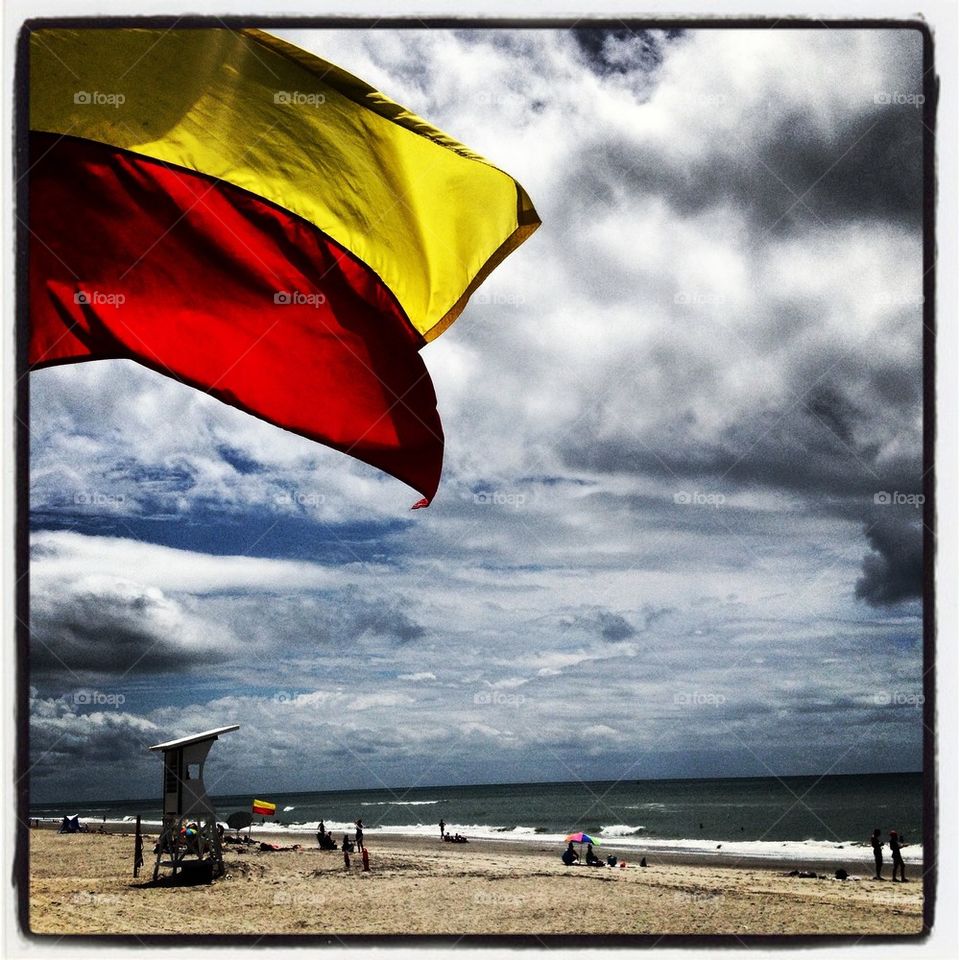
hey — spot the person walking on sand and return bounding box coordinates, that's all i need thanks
[889,831,907,882]
[870,828,884,880]
[355,819,364,850]
[439,818,446,839]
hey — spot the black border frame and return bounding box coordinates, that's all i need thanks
[13,13,938,947]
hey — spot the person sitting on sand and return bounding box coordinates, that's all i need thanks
[585,843,602,866]
[342,834,354,853]
[561,842,579,866]
[870,828,884,880]
[890,831,907,882]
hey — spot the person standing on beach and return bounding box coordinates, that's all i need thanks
[870,828,884,880]
[439,819,446,839]
[355,819,364,850]
[889,831,907,882]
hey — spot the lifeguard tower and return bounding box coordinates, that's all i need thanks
[148,725,239,881]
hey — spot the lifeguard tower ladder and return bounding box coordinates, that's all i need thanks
[148,725,239,881]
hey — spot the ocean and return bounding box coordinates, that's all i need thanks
[30,772,923,864]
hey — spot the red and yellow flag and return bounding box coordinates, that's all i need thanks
[251,799,276,817]
[27,28,539,502]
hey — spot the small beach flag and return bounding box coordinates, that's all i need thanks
[27,28,540,505]
[252,799,276,817]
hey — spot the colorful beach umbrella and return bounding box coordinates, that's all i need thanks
[565,832,598,844]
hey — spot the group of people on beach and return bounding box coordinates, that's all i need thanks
[315,819,365,853]
[870,829,909,882]
[438,819,468,843]
[562,841,605,867]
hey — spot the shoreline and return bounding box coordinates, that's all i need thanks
[28,820,923,876]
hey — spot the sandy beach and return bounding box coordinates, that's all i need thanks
[26,828,924,937]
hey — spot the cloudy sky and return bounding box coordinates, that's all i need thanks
[28,26,927,803]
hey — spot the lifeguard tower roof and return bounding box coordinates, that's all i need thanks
[148,725,240,753]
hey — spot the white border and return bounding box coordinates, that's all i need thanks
[3,2,956,958]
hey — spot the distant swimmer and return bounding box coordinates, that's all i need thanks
[870,829,884,880]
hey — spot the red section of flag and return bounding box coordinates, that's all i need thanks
[28,133,444,500]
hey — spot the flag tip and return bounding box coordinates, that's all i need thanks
[411,497,431,510]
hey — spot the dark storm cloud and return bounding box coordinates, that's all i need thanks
[598,611,636,641]
[30,581,236,677]
[561,397,919,507]
[855,517,924,607]
[352,606,427,645]
[572,28,679,77]
[29,691,160,785]
[553,101,922,239]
